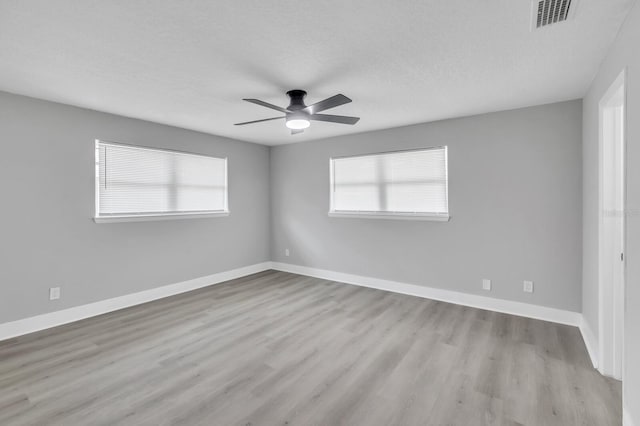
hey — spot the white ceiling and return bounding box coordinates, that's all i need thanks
[0,0,635,146]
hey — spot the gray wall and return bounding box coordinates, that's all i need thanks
[0,91,271,324]
[582,1,640,420]
[271,101,583,312]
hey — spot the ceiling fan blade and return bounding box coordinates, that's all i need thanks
[291,129,304,135]
[303,94,352,114]
[234,116,284,126]
[243,98,289,113]
[309,114,360,125]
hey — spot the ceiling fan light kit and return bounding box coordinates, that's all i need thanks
[285,119,310,130]
[235,89,360,135]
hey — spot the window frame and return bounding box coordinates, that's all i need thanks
[94,139,229,223]
[328,146,450,222]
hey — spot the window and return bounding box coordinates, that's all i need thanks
[95,140,228,222]
[329,147,449,220]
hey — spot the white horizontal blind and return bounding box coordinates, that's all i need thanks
[330,147,448,216]
[96,141,227,217]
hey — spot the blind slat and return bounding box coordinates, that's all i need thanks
[96,141,228,216]
[331,147,448,215]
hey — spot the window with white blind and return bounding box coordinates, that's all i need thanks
[95,140,228,222]
[329,147,449,221]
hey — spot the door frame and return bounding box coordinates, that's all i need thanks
[598,68,627,380]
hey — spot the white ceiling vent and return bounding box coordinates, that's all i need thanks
[531,0,579,30]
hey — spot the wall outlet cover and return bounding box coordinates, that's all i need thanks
[285,248,290,257]
[524,280,534,293]
[49,287,61,300]
[482,279,491,291]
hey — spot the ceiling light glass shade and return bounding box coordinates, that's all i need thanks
[285,118,310,130]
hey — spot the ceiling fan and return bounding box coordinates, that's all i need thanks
[235,90,360,135]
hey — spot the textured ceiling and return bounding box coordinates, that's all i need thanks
[0,0,635,145]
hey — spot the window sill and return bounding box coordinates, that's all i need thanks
[94,211,229,223]
[328,211,450,222]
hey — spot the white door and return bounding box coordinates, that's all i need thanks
[599,70,626,380]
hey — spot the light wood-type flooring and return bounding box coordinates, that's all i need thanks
[0,270,621,425]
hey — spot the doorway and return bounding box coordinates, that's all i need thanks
[598,69,626,380]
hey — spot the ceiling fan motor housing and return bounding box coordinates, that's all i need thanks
[286,90,308,111]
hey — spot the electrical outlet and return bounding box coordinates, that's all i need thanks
[49,287,61,300]
[523,280,534,293]
[482,279,491,291]
[285,248,290,257]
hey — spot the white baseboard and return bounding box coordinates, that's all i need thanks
[0,261,587,346]
[271,262,582,327]
[625,406,637,426]
[579,317,599,369]
[0,262,272,342]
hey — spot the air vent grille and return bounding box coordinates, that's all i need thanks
[534,0,573,28]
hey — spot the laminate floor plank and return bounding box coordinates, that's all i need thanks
[0,270,621,425]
